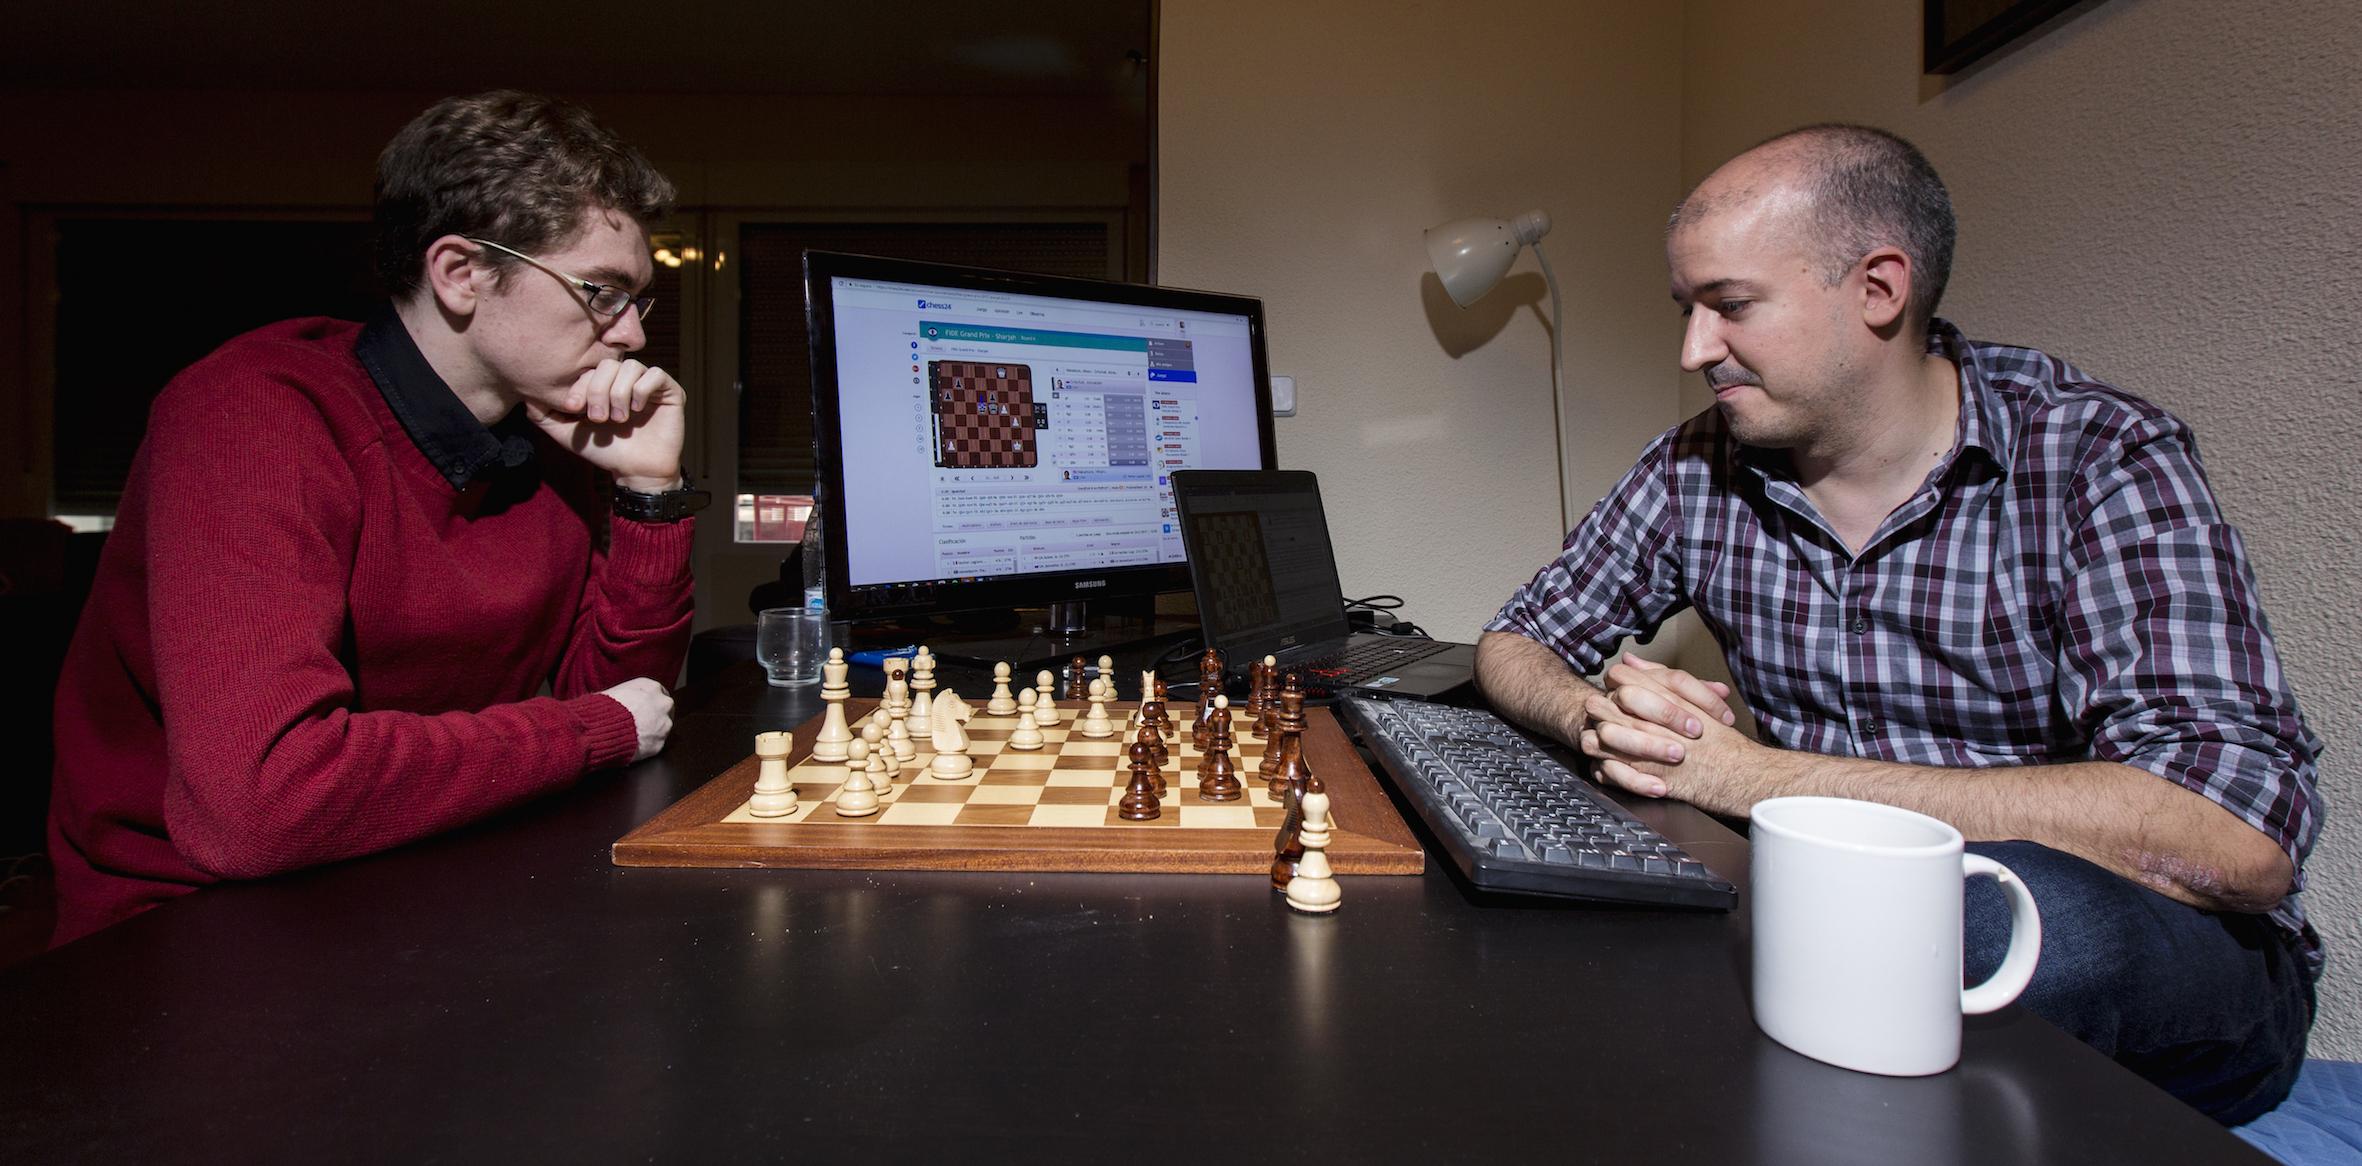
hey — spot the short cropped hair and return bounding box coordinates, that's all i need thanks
[372,91,674,298]
[1675,124,1956,335]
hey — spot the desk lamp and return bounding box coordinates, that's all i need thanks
[1424,210,1569,532]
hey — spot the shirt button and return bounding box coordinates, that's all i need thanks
[1850,617,1870,634]
[1861,719,1881,736]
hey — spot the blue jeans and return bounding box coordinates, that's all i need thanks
[1963,841,2315,1125]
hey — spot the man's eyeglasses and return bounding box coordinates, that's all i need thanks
[465,237,656,320]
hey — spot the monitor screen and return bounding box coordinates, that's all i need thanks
[803,251,1276,623]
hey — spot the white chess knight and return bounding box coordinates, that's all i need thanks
[929,705,974,778]
[988,662,1019,715]
[749,730,798,817]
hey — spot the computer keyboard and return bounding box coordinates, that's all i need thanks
[1336,696,1738,910]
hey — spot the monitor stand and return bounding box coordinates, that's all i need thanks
[844,603,1200,679]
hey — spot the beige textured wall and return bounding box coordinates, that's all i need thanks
[1158,0,1687,641]
[1164,0,2360,1058]
[1679,0,2362,1056]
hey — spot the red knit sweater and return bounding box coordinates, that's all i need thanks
[46,318,694,945]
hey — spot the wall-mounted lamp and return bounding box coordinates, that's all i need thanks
[1424,210,1570,533]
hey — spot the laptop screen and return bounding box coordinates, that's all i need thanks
[1171,470,1355,658]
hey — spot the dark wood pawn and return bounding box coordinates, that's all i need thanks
[1120,739,1162,820]
[1136,721,1168,796]
[1197,700,1244,801]
[1064,656,1090,702]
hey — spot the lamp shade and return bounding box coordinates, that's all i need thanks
[1423,211,1554,307]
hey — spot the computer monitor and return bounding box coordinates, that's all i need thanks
[802,251,1277,651]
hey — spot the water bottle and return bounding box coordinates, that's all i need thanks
[801,505,828,614]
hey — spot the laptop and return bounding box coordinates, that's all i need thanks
[1171,469,1477,700]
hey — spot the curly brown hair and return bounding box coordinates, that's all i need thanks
[372,90,674,297]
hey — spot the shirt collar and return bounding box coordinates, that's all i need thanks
[1928,317,2013,478]
[355,304,537,489]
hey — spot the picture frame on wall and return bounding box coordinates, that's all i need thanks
[1924,0,2096,75]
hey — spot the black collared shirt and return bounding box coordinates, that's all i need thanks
[355,306,538,489]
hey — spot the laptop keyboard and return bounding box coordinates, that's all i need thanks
[1291,637,1455,689]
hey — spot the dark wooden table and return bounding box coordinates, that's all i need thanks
[0,661,2270,1163]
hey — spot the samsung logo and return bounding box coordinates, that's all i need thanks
[1073,580,1107,590]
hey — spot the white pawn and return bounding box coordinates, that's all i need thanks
[835,737,880,817]
[1097,655,1116,692]
[1078,679,1114,739]
[887,709,917,764]
[1285,786,1342,914]
[911,647,937,694]
[930,711,974,779]
[749,730,799,817]
[1033,671,1063,725]
[988,662,1018,715]
[860,720,894,794]
[1009,704,1045,751]
[865,728,895,797]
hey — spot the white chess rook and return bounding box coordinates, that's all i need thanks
[750,730,799,817]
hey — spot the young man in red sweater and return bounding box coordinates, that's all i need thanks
[45,92,701,945]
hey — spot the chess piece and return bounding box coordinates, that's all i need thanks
[1009,704,1045,751]
[1032,672,1062,726]
[860,720,896,796]
[1284,784,1342,914]
[1262,675,1302,794]
[1097,655,1116,695]
[1270,684,1324,888]
[910,648,937,695]
[886,707,917,763]
[811,649,854,762]
[749,730,799,817]
[988,662,1018,715]
[1136,721,1167,797]
[1193,683,1221,750]
[1119,738,1161,821]
[1064,656,1090,702]
[929,710,974,778]
[909,686,934,737]
[1198,696,1244,802]
[1151,679,1177,736]
[1078,680,1114,739]
[865,730,895,797]
[835,737,880,817]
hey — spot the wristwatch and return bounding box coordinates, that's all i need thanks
[611,477,712,524]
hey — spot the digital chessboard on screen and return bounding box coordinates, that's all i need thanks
[928,360,1043,469]
[613,696,1424,877]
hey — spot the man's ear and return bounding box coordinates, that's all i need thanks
[421,235,485,317]
[1857,245,1911,330]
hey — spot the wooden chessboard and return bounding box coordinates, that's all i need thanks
[612,699,1425,876]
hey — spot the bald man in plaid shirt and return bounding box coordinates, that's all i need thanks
[1478,125,2322,1125]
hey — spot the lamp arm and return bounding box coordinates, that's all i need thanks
[1531,244,1571,535]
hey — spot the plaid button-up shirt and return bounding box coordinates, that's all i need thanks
[1489,320,2324,966]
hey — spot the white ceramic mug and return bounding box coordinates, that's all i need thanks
[1750,796,2042,1076]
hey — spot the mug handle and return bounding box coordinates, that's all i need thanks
[1960,854,2042,1015]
